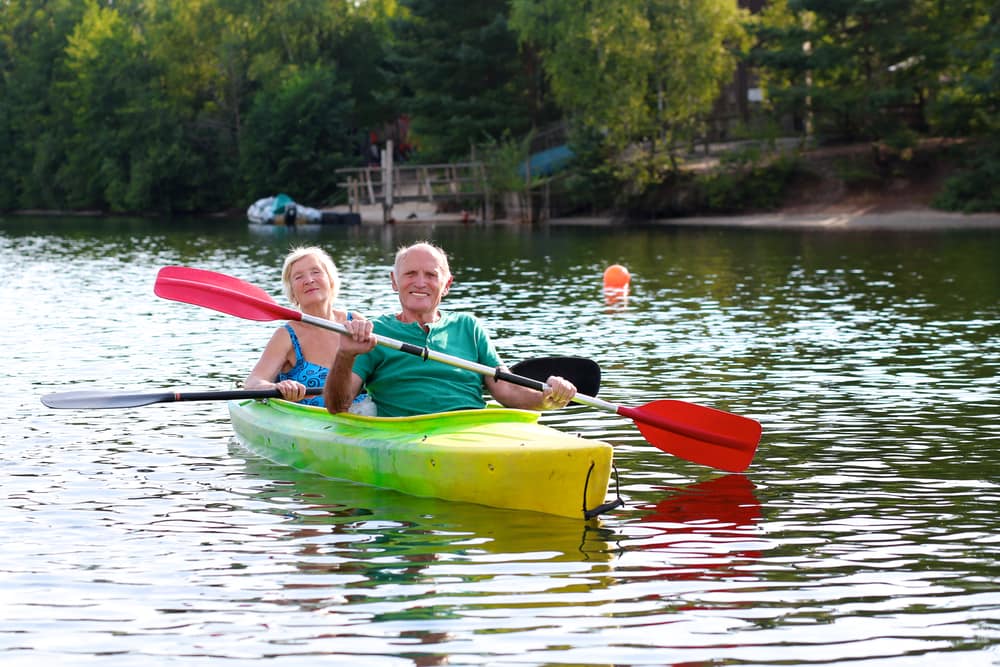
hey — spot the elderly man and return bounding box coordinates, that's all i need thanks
[324,242,575,416]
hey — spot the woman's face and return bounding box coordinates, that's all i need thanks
[288,255,332,307]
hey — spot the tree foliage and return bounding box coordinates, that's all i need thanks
[0,0,393,213]
[239,65,357,204]
[0,0,87,209]
[0,0,996,214]
[389,0,557,161]
[749,0,995,143]
[510,0,748,186]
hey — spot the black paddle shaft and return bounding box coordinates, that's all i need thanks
[39,357,601,410]
[394,341,599,395]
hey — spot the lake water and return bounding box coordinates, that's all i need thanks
[2,215,999,666]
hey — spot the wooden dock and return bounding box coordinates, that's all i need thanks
[335,144,490,222]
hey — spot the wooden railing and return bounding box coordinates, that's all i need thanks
[335,149,490,222]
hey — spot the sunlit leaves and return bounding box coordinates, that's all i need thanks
[510,0,748,185]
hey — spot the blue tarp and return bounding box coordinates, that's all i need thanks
[519,144,574,178]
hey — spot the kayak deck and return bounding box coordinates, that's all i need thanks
[228,399,617,519]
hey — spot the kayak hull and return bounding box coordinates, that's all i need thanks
[228,399,615,519]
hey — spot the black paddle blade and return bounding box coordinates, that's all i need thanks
[510,356,601,397]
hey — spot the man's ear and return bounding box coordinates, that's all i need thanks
[390,271,398,292]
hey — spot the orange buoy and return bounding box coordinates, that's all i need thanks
[603,264,630,290]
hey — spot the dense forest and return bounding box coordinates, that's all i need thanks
[1,0,996,216]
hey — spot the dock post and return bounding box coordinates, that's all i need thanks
[382,140,394,223]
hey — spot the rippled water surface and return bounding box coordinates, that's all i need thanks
[2,216,999,665]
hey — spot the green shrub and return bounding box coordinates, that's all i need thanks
[832,156,882,189]
[932,142,1000,213]
[697,154,801,213]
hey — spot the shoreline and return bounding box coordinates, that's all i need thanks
[332,198,1000,229]
[546,208,1000,230]
[356,202,1000,230]
[339,195,1000,229]
[6,204,1000,231]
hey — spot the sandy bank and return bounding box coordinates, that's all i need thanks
[471,208,1000,230]
[348,199,1000,230]
[613,209,1000,230]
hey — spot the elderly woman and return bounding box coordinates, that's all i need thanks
[245,246,371,413]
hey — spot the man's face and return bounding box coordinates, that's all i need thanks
[391,247,453,318]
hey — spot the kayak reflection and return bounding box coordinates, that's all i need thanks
[229,440,617,565]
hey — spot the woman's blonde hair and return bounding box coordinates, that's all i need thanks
[281,246,340,306]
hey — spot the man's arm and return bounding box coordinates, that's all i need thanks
[324,319,376,414]
[485,374,575,411]
[324,350,365,414]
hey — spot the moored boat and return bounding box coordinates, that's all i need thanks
[246,194,361,226]
[228,398,619,519]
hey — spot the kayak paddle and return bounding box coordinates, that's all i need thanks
[154,266,762,472]
[42,387,323,409]
[511,356,600,397]
[39,357,596,410]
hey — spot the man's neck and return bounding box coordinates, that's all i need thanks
[397,310,441,330]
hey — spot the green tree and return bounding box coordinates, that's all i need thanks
[391,0,556,161]
[750,0,994,143]
[239,65,357,204]
[931,0,1000,212]
[0,0,86,210]
[145,0,393,205]
[931,0,998,137]
[510,0,748,187]
[58,1,176,211]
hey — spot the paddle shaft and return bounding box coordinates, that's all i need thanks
[162,387,321,402]
[40,356,598,410]
[42,357,601,409]
[299,313,747,449]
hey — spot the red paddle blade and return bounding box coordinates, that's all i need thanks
[158,266,274,301]
[620,400,761,472]
[154,266,300,322]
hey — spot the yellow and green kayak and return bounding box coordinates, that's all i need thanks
[228,398,619,519]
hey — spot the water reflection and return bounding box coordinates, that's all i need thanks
[231,441,618,565]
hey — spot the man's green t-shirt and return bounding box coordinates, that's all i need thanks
[351,311,503,417]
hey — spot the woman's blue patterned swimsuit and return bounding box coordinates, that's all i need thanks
[276,324,328,406]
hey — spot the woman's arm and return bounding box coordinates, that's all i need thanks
[244,327,307,402]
